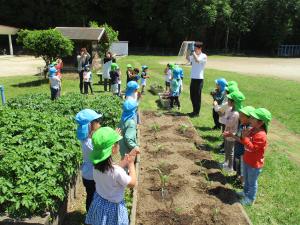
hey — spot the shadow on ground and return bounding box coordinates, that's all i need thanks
[63,210,85,225]
[11,79,49,88]
[208,186,239,205]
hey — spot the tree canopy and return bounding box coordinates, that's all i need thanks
[1,0,299,54]
[17,29,74,65]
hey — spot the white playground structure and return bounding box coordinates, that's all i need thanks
[177,41,195,65]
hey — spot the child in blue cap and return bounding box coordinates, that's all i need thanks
[125,81,141,124]
[211,78,228,130]
[75,109,103,212]
[169,67,181,111]
[118,99,140,159]
[48,63,61,100]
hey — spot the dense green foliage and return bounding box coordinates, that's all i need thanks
[0,93,122,218]
[1,0,299,53]
[17,29,74,65]
[89,21,119,55]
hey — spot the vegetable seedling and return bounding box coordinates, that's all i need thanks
[178,123,189,134]
[156,168,169,199]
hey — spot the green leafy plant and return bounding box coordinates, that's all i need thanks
[89,21,119,55]
[178,123,189,134]
[150,123,161,133]
[155,168,169,198]
[1,93,122,218]
[17,29,74,66]
[154,144,164,154]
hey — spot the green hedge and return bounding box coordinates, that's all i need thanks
[0,93,122,218]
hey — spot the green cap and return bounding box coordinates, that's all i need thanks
[227,90,246,111]
[127,64,132,68]
[227,81,238,87]
[89,127,123,164]
[169,63,175,70]
[240,106,255,116]
[249,108,272,132]
[225,85,239,93]
[111,63,119,71]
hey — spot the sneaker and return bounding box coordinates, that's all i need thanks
[222,165,235,174]
[240,197,253,206]
[219,162,228,168]
[236,191,246,198]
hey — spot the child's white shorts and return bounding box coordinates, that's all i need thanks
[141,79,146,86]
[111,84,119,94]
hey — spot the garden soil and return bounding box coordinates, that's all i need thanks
[135,111,251,225]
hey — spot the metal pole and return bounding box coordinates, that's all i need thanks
[0,85,6,105]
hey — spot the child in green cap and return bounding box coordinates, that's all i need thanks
[225,107,272,205]
[110,63,120,96]
[224,106,255,182]
[86,127,138,225]
[126,64,134,84]
[222,90,245,172]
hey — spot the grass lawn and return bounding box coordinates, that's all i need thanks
[1,55,300,225]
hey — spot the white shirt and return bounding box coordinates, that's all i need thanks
[94,165,131,203]
[102,61,112,79]
[224,107,239,141]
[190,52,207,79]
[83,71,92,82]
[81,139,94,180]
[49,76,61,89]
[165,69,172,82]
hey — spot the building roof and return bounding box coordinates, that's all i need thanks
[56,27,106,41]
[0,25,19,35]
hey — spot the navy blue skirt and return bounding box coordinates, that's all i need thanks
[85,192,129,225]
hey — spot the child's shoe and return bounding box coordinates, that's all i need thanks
[223,165,235,174]
[240,197,253,206]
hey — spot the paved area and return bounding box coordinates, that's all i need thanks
[0,55,45,77]
[206,56,300,82]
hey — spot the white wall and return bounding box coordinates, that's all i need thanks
[110,41,128,56]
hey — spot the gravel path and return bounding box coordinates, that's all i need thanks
[0,55,44,77]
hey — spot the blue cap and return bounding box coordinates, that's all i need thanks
[173,68,181,79]
[142,65,148,71]
[75,109,103,140]
[215,78,228,92]
[125,81,139,97]
[121,99,138,122]
[49,67,57,77]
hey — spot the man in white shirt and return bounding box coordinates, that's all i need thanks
[189,42,207,117]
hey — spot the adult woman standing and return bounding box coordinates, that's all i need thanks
[102,52,113,92]
[77,48,91,94]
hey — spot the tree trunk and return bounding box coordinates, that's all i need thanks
[237,35,241,53]
[225,27,230,53]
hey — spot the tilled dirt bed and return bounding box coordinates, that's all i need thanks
[135,111,251,225]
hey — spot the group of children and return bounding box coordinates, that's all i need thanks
[48,58,63,100]
[75,78,142,225]
[211,78,272,205]
[102,55,150,96]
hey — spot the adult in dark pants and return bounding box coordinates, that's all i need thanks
[75,109,102,212]
[188,42,207,117]
[77,48,91,94]
[102,52,113,92]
